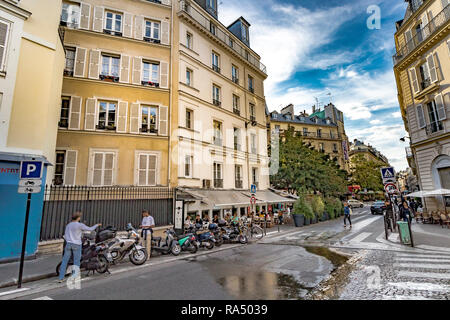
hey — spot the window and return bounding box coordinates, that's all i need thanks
[54,151,66,186]
[213,120,222,146]
[229,38,234,48]
[141,105,158,133]
[317,129,322,138]
[303,128,308,136]
[274,125,280,133]
[61,2,80,28]
[333,144,338,152]
[0,21,10,72]
[186,109,192,129]
[186,32,193,49]
[213,162,223,188]
[104,11,122,34]
[232,65,239,84]
[92,151,116,186]
[184,155,193,178]
[98,101,117,130]
[250,103,256,122]
[248,75,254,93]
[144,20,160,42]
[207,0,217,10]
[319,143,324,152]
[427,100,444,133]
[64,48,76,76]
[235,165,242,188]
[142,61,159,85]
[212,52,220,73]
[101,55,120,80]
[137,153,157,186]
[241,24,249,43]
[210,23,217,35]
[233,95,240,115]
[234,127,240,151]
[59,97,71,128]
[212,85,221,106]
[186,68,192,86]
[252,167,258,185]
[419,62,431,90]
[250,133,257,154]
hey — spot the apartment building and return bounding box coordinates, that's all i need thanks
[269,103,350,172]
[393,0,450,210]
[348,139,390,165]
[55,0,172,187]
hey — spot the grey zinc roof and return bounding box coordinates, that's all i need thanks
[270,112,337,127]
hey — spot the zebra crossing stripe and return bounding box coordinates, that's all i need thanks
[349,232,372,243]
[398,271,450,280]
[388,282,450,292]
[388,233,399,242]
[33,296,53,300]
[382,295,433,300]
[396,253,450,259]
[394,263,450,270]
[395,257,450,263]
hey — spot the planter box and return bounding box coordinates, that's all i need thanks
[321,212,329,221]
[293,214,305,227]
[304,217,311,225]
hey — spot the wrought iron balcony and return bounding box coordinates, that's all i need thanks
[425,121,444,135]
[406,147,413,158]
[214,179,223,188]
[420,78,432,91]
[235,180,243,189]
[213,99,221,107]
[233,108,240,116]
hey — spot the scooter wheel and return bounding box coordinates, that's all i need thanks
[189,244,198,254]
[215,238,223,247]
[96,255,110,273]
[171,244,181,256]
[130,248,148,265]
[206,240,215,250]
[239,235,248,244]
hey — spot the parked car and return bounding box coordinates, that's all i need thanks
[371,201,386,215]
[348,199,364,209]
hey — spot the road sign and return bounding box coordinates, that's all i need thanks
[19,179,42,187]
[20,161,43,180]
[250,184,257,194]
[384,183,398,195]
[18,186,42,194]
[381,167,396,183]
[250,196,256,205]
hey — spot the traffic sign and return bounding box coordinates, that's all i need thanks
[381,167,396,183]
[18,186,42,194]
[20,161,43,180]
[250,196,256,205]
[19,179,42,187]
[384,183,398,195]
[250,184,257,194]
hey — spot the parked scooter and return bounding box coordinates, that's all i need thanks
[151,228,182,256]
[221,222,248,244]
[177,232,198,254]
[189,224,215,250]
[105,223,148,265]
[208,223,224,247]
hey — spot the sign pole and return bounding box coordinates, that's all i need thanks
[18,193,32,288]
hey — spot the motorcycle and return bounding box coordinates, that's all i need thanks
[151,228,182,256]
[208,223,224,247]
[177,232,198,254]
[190,224,215,250]
[221,223,248,244]
[105,223,148,265]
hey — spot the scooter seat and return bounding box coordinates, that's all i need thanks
[152,237,162,242]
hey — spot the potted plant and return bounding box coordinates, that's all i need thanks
[310,196,325,222]
[292,195,313,227]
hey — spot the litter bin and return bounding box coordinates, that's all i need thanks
[397,221,411,245]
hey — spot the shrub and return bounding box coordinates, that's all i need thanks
[310,196,325,216]
[293,195,314,219]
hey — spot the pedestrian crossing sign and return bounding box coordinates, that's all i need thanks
[381,167,396,183]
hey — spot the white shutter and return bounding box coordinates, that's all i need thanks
[160,61,169,89]
[159,105,168,136]
[405,29,413,51]
[132,57,142,85]
[92,152,103,186]
[64,150,77,186]
[73,47,87,77]
[93,6,104,33]
[409,68,420,94]
[427,53,438,83]
[134,15,144,40]
[148,155,157,186]
[103,153,114,186]
[161,21,170,45]
[88,49,101,79]
[117,101,128,133]
[435,94,447,121]
[123,13,133,38]
[85,98,97,131]
[0,21,8,71]
[130,103,140,134]
[119,55,130,83]
[79,2,91,30]
[68,96,82,130]
[422,12,429,39]
[416,104,426,129]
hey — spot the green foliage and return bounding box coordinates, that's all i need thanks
[349,154,385,192]
[309,196,325,215]
[293,195,314,219]
[270,128,348,197]
[324,197,343,219]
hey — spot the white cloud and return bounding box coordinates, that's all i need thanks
[370,119,382,125]
[392,111,402,118]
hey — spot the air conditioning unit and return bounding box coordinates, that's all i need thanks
[202,179,211,189]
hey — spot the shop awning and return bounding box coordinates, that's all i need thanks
[242,190,297,204]
[178,189,254,208]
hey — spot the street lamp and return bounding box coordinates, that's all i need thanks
[400,136,411,142]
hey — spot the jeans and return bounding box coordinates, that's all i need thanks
[344,214,352,226]
[58,242,82,280]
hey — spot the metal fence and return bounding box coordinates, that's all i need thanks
[40,186,174,241]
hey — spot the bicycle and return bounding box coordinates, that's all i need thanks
[243,221,264,240]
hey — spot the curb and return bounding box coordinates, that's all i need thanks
[0,272,57,290]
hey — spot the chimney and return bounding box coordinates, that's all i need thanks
[312,105,316,113]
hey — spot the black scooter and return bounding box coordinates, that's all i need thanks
[151,229,182,256]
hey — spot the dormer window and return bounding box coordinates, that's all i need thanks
[241,24,249,43]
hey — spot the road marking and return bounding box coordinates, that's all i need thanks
[32,296,53,300]
[388,282,450,292]
[394,263,450,270]
[395,257,450,263]
[388,233,399,242]
[398,271,450,280]
[416,245,450,253]
[0,288,30,297]
[396,253,450,259]
[351,216,382,231]
[349,232,372,243]
[382,295,433,300]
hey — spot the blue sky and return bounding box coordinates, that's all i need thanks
[219,0,409,170]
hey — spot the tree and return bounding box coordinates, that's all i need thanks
[349,153,385,192]
[270,128,348,197]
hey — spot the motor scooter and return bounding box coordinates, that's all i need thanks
[151,229,182,256]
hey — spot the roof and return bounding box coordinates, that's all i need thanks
[270,112,336,127]
[227,16,251,29]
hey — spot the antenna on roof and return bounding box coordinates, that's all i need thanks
[327,92,333,104]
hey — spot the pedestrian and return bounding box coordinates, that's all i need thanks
[399,201,412,223]
[278,210,283,225]
[231,212,240,225]
[185,215,193,229]
[57,212,101,283]
[343,202,352,228]
[140,210,155,260]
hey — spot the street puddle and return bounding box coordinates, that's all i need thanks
[303,246,349,271]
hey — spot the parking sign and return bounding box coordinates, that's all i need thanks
[20,161,43,180]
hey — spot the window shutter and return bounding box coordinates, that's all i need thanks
[103,153,114,186]
[119,55,130,83]
[117,101,128,133]
[130,103,140,134]
[88,49,100,79]
[416,104,426,129]
[85,98,97,131]
[134,15,144,40]
[159,105,168,136]
[123,13,133,38]
[73,47,87,77]
[68,96,82,130]
[132,57,142,85]
[137,154,147,186]
[93,6,104,33]
[409,68,419,94]
[160,61,169,89]
[148,155,157,186]
[161,21,170,45]
[422,12,429,39]
[0,21,8,71]
[435,94,447,121]
[64,150,77,186]
[427,53,438,83]
[92,153,103,186]
[79,3,91,30]
[405,29,413,51]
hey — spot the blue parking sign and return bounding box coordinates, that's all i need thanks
[20,161,43,179]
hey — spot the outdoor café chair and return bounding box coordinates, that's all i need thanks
[440,214,450,228]
[422,212,431,224]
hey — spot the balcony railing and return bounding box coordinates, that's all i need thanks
[214,179,223,188]
[406,147,413,158]
[178,0,267,75]
[425,121,444,135]
[233,108,240,116]
[420,78,432,91]
[212,65,221,73]
[295,131,341,140]
[235,180,243,189]
[213,99,221,107]
[393,4,450,65]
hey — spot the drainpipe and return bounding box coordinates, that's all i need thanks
[168,0,175,188]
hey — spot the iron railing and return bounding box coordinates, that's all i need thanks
[393,4,450,65]
[178,0,267,75]
[40,185,174,241]
[406,147,414,158]
[425,121,444,135]
[214,179,223,188]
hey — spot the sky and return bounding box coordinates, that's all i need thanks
[218,0,410,171]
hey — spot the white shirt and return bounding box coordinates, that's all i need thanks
[64,222,99,245]
[141,216,155,227]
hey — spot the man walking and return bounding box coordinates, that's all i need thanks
[343,202,352,228]
[140,210,155,260]
[57,212,101,283]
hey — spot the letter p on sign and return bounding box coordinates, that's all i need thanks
[20,161,43,179]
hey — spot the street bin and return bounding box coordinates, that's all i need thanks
[397,221,411,245]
